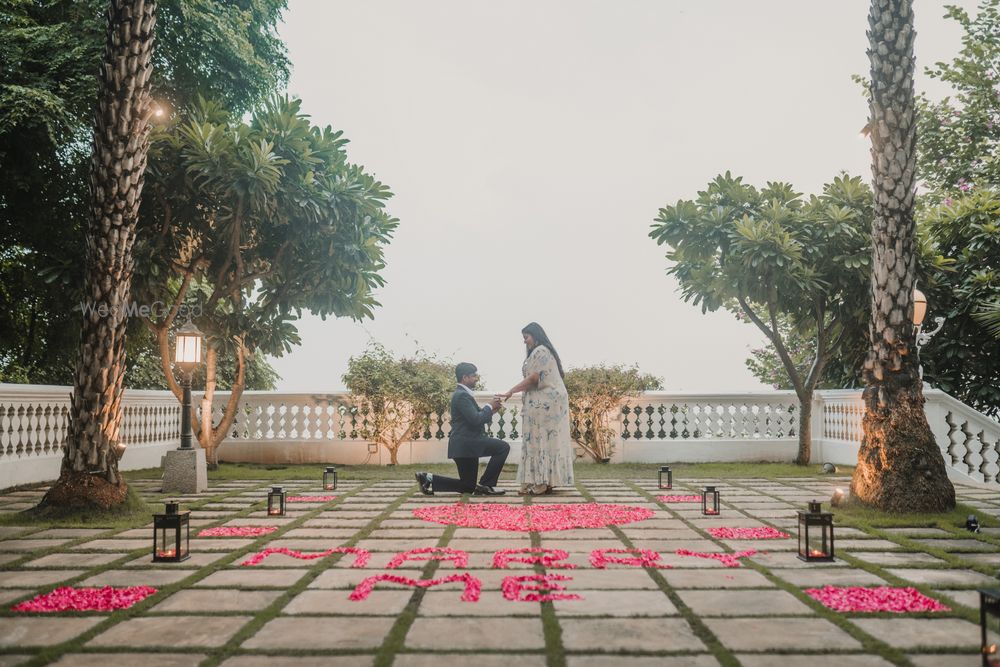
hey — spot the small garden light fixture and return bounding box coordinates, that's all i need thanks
[979,588,1000,666]
[968,515,982,533]
[267,485,286,516]
[173,319,203,450]
[152,500,190,563]
[323,466,338,491]
[658,465,673,490]
[797,500,835,562]
[701,485,721,516]
[830,487,846,507]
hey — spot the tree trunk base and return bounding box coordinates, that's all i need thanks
[39,470,129,511]
[851,390,955,513]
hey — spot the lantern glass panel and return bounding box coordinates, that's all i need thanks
[175,333,201,365]
[152,504,189,562]
[701,486,720,515]
[797,502,834,562]
[658,466,672,490]
[267,486,286,516]
[982,589,1000,666]
[323,467,338,491]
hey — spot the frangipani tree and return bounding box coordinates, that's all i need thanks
[133,96,397,465]
[650,173,872,464]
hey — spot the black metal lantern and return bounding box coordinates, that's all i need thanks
[658,465,673,490]
[267,485,286,516]
[701,485,720,516]
[153,501,190,562]
[797,500,835,562]
[981,589,1000,666]
[323,466,338,491]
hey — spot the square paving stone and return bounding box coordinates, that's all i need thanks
[188,538,256,551]
[735,655,892,667]
[397,656,545,667]
[839,539,904,551]
[123,551,231,568]
[882,527,953,537]
[552,589,678,616]
[705,617,861,651]
[908,655,982,667]
[934,588,982,608]
[748,551,846,569]
[31,528,107,539]
[676,588,814,616]
[285,589,411,615]
[151,588,283,613]
[50,654,206,667]
[851,617,989,650]
[194,568,307,588]
[79,568,191,587]
[0,590,32,606]
[0,617,103,647]
[0,539,72,552]
[913,538,997,551]
[663,568,774,589]
[21,552,121,568]
[559,617,705,651]
[771,568,888,587]
[243,615,394,650]
[885,567,999,587]
[550,569,661,589]
[220,658,373,667]
[88,615,251,648]
[567,658,720,667]
[420,590,541,616]
[850,551,945,566]
[75,539,148,551]
[0,569,85,587]
[406,617,545,650]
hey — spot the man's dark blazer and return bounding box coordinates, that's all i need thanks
[447,386,496,459]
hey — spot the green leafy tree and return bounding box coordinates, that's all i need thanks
[564,364,662,462]
[650,173,872,464]
[342,344,454,465]
[132,96,397,466]
[916,0,1000,202]
[0,0,289,385]
[852,0,956,513]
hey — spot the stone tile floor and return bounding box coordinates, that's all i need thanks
[0,474,997,666]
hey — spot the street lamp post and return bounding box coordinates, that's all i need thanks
[174,320,202,450]
[912,286,945,385]
[163,319,208,494]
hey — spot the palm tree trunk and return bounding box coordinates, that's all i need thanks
[851,0,955,513]
[43,0,157,509]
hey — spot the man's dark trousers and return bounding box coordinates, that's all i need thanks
[431,386,509,493]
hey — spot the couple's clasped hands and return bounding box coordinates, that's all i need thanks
[489,391,513,410]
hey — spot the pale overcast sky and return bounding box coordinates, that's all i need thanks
[270,0,975,393]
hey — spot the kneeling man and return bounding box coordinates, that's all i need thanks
[415,362,508,496]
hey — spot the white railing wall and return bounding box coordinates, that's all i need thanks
[0,384,180,488]
[2,384,998,488]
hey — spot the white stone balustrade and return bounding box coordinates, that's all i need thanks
[2,384,998,488]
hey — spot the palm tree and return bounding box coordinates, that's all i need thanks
[851,0,955,512]
[42,0,158,509]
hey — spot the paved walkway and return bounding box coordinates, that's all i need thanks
[0,474,998,666]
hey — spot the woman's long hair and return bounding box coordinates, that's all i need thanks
[522,322,565,378]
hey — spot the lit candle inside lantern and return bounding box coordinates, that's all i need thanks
[157,549,176,558]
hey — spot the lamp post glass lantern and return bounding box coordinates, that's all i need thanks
[267,485,286,516]
[701,486,720,515]
[153,501,190,562]
[323,466,338,491]
[658,465,673,490]
[981,589,1000,666]
[173,320,203,450]
[797,500,835,562]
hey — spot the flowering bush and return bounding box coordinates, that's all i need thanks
[240,546,370,567]
[12,586,157,613]
[349,573,481,601]
[413,503,653,532]
[805,586,950,613]
[198,526,278,538]
[707,526,789,540]
[501,573,581,602]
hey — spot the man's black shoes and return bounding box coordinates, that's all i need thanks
[473,485,506,496]
[415,472,433,495]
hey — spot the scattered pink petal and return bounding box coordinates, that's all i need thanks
[387,547,468,569]
[198,526,278,538]
[287,496,337,502]
[675,548,757,568]
[349,573,481,601]
[12,586,157,613]
[805,586,950,613]
[707,526,789,540]
[493,547,576,569]
[413,503,653,532]
[590,548,669,569]
[240,546,370,567]
[657,495,702,503]
[501,573,581,602]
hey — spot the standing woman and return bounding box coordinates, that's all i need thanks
[500,322,575,495]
